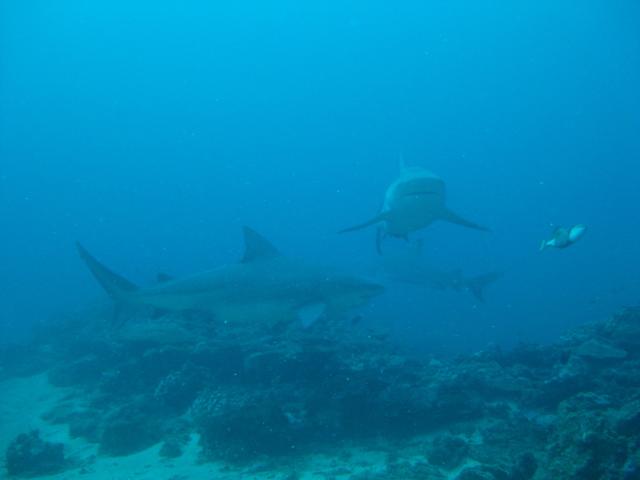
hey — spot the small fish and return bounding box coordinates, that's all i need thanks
[540,224,587,251]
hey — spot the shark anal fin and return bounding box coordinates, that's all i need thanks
[440,208,490,232]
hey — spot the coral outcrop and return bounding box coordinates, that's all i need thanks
[2,306,640,478]
[5,431,67,477]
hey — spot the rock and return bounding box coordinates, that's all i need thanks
[243,350,288,381]
[159,419,191,459]
[497,343,560,370]
[159,439,183,458]
[426,434,469,469]
[454,465,509,480]
[601,308,640,350]
[5,430,67,477]
[545,396,628,479]
[574,340,627,362]
[153,363,205,413]
[193,385,311,461]
[43,404,102,443]
[623,456,640,480]
[613,399,640,436]
[48,355,105,387]
[0,344,49,379]
[509,452,537,480]
[99,404,163,456]
[68,411,102,442]
[533,355,591,407]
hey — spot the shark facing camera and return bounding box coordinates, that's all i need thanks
[340,165,489,254]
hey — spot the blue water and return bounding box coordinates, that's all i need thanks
[1,0,639,353]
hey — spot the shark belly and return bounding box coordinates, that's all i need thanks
[135,290,221,313]
[137,289,299,324]
[383,195,443,236]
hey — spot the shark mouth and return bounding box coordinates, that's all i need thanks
[398,190,438,198]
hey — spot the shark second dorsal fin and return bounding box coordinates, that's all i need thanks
[241,227,280,263]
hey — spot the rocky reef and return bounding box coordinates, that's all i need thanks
[2,306,640,478]
[5,430,67,477]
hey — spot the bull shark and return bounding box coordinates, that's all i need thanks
[379,243,502,302]
[77,227,384,327]
[339,165,489,253]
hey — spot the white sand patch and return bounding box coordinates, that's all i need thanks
[0,374,73,454]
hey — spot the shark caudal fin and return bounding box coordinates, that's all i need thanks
[338,212,389,234]
[440,208,490,232]
[539,240,548,251]
[76,242,138,302]
[466,272,503,303]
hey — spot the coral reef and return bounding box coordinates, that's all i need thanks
[2,306,640,478]
[5,430,67,477]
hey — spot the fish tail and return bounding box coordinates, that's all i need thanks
[467,272,503,303]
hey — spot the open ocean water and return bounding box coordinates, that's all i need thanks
[1,1,640,479]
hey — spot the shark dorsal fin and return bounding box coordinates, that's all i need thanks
[241,227,280,263]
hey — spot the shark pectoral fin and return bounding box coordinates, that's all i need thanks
[296,302,327,328]
[339,212,389,234]
[440,208,490,232]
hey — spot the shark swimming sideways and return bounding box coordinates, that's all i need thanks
[379,243,502,303]
[340,165,489,253]
[77,227,384,327]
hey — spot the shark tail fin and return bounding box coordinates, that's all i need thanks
[539,240,547,251]
[76,242,138,302]
[467,272,503,303]
[339,212,388,234]
[440,208,490,232]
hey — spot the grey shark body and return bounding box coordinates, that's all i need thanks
[340,166,489,253]
[380,248,502,302]
[77,227,384,326]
